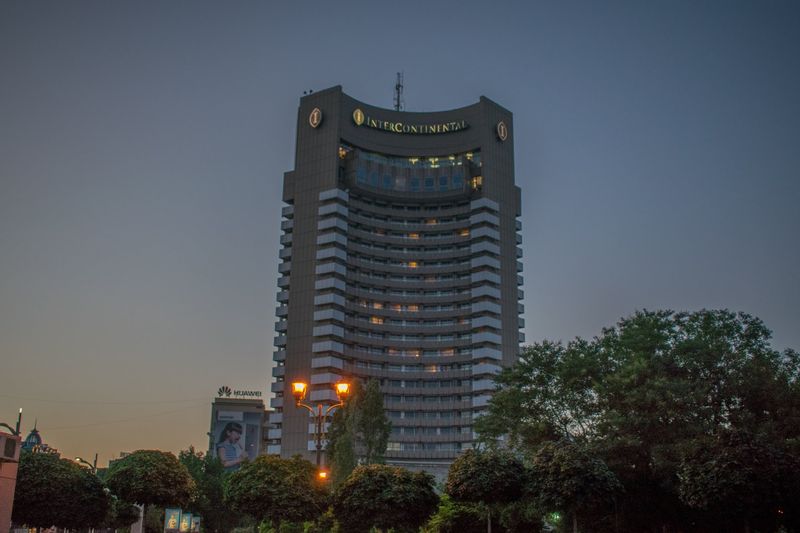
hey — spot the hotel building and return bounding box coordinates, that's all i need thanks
[268,86,523,473]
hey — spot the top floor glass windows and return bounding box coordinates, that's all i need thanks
[342,144,481,194]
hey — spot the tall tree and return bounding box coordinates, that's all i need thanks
[356,379,391,464]
[13,451,111,529]
[476,310,800,532]
[445,449,527,533]
[326,380,362,484]
[332,464,438,533]
[106,449,195,521]
[327,410,356,486]
[326,379,391,484]
[179,447,239,533]
[225,454,327,530]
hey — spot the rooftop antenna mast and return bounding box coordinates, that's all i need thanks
[394,72,404,111]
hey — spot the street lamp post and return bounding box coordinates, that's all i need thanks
[291,381,350,467]
[75,453,98,473]
[0,409,22,436]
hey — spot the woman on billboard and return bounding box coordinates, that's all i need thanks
[217,421,246,471]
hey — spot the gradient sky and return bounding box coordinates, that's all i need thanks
[1,1,798,467]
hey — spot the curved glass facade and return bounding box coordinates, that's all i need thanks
[340,144,481,194]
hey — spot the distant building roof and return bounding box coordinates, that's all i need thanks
[22,427,42,451]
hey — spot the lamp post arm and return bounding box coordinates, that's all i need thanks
[324,401,344,417]
[295,401,317,416]
[0,422,18,435]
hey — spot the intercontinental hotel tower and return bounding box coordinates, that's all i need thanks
[268,86,524,473]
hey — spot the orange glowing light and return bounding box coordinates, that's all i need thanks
[335,382,350,399]
[291,381,308,402]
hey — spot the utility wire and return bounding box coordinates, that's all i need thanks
[0,393,210,406]
[44,403,208,431]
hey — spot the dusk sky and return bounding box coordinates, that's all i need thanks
[1,1,798,466]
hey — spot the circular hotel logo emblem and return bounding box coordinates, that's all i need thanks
[353,108,365,126]
[309,107,323,128]
[496,120,508,141]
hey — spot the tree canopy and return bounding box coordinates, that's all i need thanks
[476,309,800,532]
[105,449,195,508]
[104,497,142,530]
[423,494,487,533]
[332,464,439,533]
[445,449,527,533]
[531,440,621,533]
[224,454,327,529]
[13,451,110,528]
[446,448,526,506]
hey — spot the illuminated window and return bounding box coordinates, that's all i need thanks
[373,302,383,309]
[442,349,455,357]
[425,219,437,225]
[407,261,418,268]
[407,304,419,312]
[471,176,483,190]
[465,152,473,160]
[392,304,402,311]
[459,229,470,237]
[370,316,384,324]
[338,146,348,159]
[408,232,419,239]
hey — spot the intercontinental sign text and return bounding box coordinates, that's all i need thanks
[353,108,468,135]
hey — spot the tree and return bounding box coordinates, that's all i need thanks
[326,379,391,484]
[332,464,438,533]
[357,379,391,464]
[13,451,111,528]
[531,440,621,533]
[677,428,800,531]
[104,497,142,530]
[423,494,486,533]
[225,454,327,530]
[445,449,527,533]
[326,404,357,486]
[106,449,195,521]
[179,447,240,533]
[476,309,800,532]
